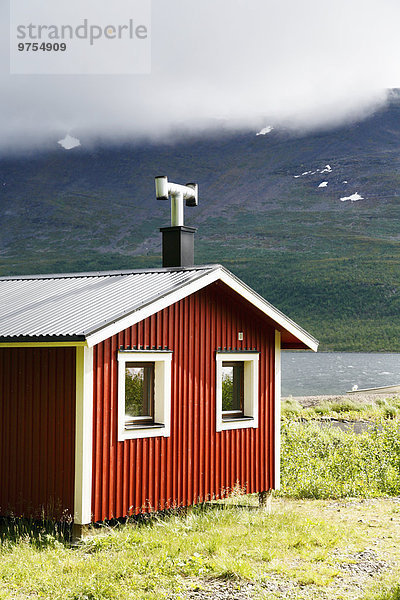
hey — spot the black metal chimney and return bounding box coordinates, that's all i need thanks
[160,226,197,268]
[155,176,199,268]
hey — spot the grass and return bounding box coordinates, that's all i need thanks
[0,498,396,600]
[281,395,400,422]
[2,400,400,599]
[0,502,346,599]
[1,498,400,599]
[371,586,400,600]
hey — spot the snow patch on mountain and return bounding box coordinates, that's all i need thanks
[256,125,274,136]
[340,192,364,202]
[294,164,332,178]
[58,134,81,150]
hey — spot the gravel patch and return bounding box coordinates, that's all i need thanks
[184,552,389,600]
[185,575,310,600]
[338,549,388,576]
[185,579,257,600]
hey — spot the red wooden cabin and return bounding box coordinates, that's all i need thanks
[0,222,317,538]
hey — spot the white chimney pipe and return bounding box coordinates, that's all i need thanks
[155,176,198,227]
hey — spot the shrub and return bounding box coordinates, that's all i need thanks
[281,397,303,417]
[313,399,365,416]
[280,420,400,499]
[368,584,400,600]
[384,406,398,419]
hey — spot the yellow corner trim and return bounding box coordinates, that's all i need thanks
[0,341,88,348]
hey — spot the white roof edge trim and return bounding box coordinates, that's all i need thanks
[85,268,223,347]
[217,269,318,352]
[85,266,318,351]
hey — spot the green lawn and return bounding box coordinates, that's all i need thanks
[2,402,400,599]
[1,497,400,600]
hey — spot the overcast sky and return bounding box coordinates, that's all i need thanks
[1,0,400,154]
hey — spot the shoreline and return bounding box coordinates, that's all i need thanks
[282,392,400,408]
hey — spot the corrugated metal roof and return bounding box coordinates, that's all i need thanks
[0,266,219,340]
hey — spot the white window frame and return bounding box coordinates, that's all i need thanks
[117,351,172,441]
[216,352,259,432]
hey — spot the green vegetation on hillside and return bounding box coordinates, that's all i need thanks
[2,204,400,351]
[2,193,400,351]
[195,200,400,351]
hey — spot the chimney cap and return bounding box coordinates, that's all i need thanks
[155,176,198,227]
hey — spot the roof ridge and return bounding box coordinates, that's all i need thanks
[0,264,221,281]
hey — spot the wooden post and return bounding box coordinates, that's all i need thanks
[71,523,90,543]
[258,490,272,513]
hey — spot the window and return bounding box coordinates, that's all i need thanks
[221,361,244,418]
[118,351,172,440]
[216,352,259,432]
[125,362,155,426]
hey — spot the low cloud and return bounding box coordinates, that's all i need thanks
[1,0,399,153]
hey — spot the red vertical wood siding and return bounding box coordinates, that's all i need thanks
[0,347,76,520]
[92,282,276,522]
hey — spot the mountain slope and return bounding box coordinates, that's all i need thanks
[1,92,400,350]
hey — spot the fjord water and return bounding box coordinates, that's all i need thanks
[281,352,400,397]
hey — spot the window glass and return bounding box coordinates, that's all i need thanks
[222,361,244,415]
[125,362,154,424]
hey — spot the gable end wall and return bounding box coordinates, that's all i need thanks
[92,282,276,521]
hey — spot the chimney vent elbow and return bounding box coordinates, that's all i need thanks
[185,183,198,206]
[155,175,169,200]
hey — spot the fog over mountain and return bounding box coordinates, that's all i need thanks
[1,0,399,153]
